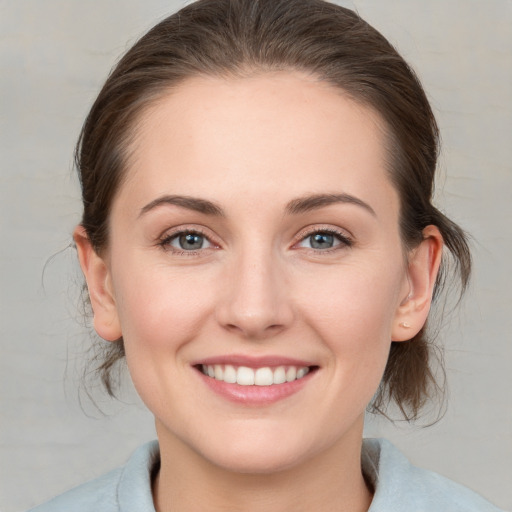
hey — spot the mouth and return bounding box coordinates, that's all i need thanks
[196,363,316,386]
[192,356,319,405]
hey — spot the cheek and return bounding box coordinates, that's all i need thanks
[112,262,215,357]
[111,263,220,414]
[298,263,403,340]
[295,261,404,389]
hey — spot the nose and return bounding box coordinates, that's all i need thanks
[215,248,294,340]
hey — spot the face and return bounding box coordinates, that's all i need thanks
[85,72,426,473]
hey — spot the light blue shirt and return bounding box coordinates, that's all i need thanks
[29,438,503,511]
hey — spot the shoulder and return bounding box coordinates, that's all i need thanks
[28,441,159,512]
[28,467,124,512]
[363,438,504,512]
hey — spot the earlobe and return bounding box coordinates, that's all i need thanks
[392,225,443,342]
[73,225,122,342]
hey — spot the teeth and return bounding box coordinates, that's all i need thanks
[201,364,311,386]
[297,367,308,379]
[237,366,255,386]
[273,366,286,384]
[255,367,273,386]
[223,364,237,383]
[286,366,297,382]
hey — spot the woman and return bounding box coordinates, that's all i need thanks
[29,0,503,510]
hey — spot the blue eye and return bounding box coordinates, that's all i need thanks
[168,232,211,251]
[309,232,335,249]
[298,230,351,250]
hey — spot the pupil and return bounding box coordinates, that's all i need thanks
[179,233,203,250]
[311,233,333,249]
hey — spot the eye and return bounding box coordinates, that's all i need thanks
[162,230,212,251]
[297,229,352,251]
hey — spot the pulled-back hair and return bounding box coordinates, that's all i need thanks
[76,0,471,420]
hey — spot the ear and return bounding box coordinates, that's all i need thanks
[74,225,122,342]
[392,225,443,342]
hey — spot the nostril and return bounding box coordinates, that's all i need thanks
[214,272,294,338]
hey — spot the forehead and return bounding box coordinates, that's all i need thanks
[119,71,398,219]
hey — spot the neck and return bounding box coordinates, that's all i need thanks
[153,420,372,512]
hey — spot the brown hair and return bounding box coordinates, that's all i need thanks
[76,0,471,420]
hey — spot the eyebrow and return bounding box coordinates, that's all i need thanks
[139,192,376,218]
[285,193,376,216]
[139,195,225,217]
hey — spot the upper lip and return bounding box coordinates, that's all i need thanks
[192,354,316,368]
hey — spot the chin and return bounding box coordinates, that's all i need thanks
[207,445,307,475]
[192,424,320,475]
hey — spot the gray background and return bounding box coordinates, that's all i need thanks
[1,0,511,510]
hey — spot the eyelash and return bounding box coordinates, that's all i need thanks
[294,227,354,253]
[158,227,215,256]
[157,226,353,255]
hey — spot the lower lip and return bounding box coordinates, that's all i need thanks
[195,368,315,406]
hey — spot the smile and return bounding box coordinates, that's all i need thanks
[193,355,318,405]
[200,364,311,386]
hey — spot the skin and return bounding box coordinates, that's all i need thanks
[75,71,442,512]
